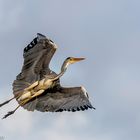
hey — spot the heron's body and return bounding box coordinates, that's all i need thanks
[18,76,56,101]
[0,33,95,119]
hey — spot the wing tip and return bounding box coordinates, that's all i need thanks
[37,33,46,40]
[23,33,46,54]
[55,103,95,112]
[81,86,89,98]
[23,33,57,54]
[37,33,58,49]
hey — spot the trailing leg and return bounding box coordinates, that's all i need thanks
[2,89,44,119]
[2,105,20,119]
[0,97,15,107]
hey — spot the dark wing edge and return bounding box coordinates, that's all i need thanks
[22,33,57,78]
[23,86,95,112]
[12,33,57,97]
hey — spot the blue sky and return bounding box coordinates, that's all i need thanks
[0,0,140,140]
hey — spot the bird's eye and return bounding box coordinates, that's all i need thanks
[67,57,71,60]
[69,57,73,60]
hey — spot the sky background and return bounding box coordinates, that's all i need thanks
[0,0,140,140]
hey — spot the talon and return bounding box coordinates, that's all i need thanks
[2,111,15,119]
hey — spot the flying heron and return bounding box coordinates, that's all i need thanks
[0,33,95,119]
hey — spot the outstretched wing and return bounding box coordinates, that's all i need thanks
[23,86,95,112]
[13,33,58,96]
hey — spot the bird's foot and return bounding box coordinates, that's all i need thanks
[2,110,15,119]
[2,105,20,119]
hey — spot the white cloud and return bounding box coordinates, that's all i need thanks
[32,112,91,140]
[0,87,92,140]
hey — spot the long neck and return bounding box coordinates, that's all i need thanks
[52,60,69,81]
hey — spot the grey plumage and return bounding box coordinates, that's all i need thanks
[35,87,95,112]
[0,33,95,119]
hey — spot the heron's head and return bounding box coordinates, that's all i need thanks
[61,57,85,72]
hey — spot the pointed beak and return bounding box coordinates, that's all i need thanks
[71,57,85,63]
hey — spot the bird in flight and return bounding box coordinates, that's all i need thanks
[0,33,95,119]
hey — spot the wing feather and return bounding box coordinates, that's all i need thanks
[23,86,95,112]
[13,33,57,96]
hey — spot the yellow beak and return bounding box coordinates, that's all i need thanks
[71,57,85,64]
